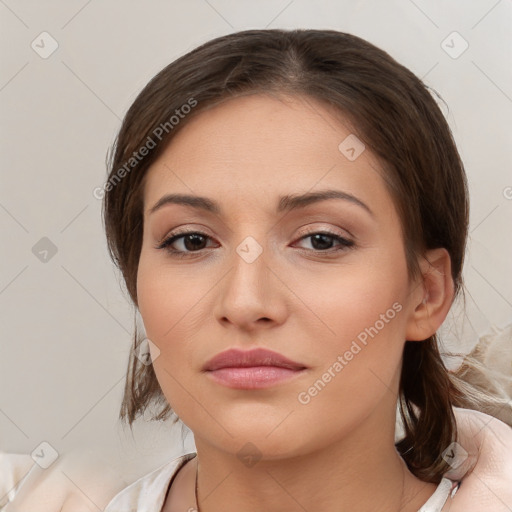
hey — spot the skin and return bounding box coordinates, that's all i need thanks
[136,93,455,512]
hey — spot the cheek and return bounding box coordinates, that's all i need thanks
[136,263,201,417]
[291,287,406,445]
[292,257,409,409]
[137,260,197,356]
[296,252,408,347]
[136,253,219,410]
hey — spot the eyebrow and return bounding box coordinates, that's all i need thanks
[148,189,374,217]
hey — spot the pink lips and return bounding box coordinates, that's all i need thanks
[202,348,307,389]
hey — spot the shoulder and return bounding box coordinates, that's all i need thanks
[0,448,134,512]
[0,452,35,507]
[104,452,197,512]
[449,407,512,511]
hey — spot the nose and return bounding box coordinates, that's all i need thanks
[213,240,288,332]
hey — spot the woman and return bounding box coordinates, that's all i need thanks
[99,29,512,511]
[2,28,511,512]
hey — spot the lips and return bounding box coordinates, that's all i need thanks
[202,348,308,390]
[202,348,306,372]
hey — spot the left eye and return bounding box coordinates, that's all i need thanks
[295,231,354,252]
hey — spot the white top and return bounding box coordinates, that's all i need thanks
[104,452,197,512]
[0,451,459,511]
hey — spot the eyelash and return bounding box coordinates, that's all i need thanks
[155,228,355,259]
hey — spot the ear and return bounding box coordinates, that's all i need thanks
[405,248,455,342]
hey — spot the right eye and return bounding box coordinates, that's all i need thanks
[156,231,218,258]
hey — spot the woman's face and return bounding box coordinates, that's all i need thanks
[137,93,424,459]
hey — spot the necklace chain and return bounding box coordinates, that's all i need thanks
[192,458,406,512]
[194,463,200,512]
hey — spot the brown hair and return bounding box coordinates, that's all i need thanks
[103,29,504,482]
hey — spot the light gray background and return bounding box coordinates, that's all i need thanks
[1,0,511,488]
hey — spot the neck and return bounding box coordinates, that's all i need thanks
[192,408,437,512]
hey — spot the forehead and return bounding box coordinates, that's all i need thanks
[142,93,390,216]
